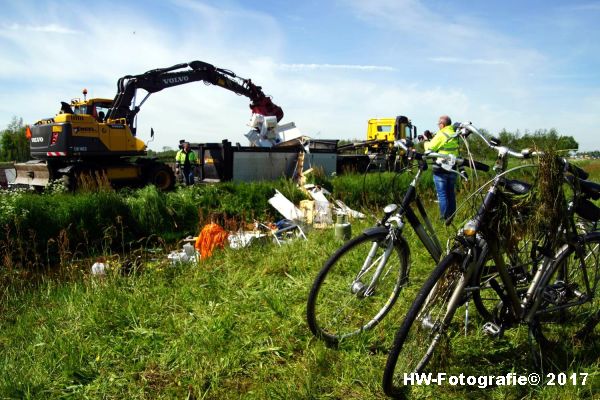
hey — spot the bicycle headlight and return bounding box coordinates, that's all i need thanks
[463,220,477,236]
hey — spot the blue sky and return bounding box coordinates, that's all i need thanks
[0,0,599,151]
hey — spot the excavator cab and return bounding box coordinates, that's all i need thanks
[70,98,113,122]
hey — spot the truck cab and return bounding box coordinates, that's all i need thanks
[367,116,415,142]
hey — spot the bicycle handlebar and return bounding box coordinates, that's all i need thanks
[393,139,490,172]
[460,122,589,180]
[460,123,539,159]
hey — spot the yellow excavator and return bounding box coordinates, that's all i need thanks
[14,60,283,190]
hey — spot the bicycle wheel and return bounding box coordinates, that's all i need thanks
[530,232,600,367]
[306,229,409,346]
[382,252,465,397]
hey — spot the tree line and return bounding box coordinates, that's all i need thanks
[458,128,579,158]
[0,117,29,162]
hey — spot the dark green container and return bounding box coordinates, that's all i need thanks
[334,214,352,241]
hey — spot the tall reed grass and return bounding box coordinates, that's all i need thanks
[0,179,310,272]
[2,157,597,274]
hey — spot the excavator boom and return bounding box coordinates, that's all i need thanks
[107,60,284,130]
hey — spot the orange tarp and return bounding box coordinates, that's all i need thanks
[194,223,229,259]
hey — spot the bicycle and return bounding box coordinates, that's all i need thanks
[306,139,489,346]
[473,156,600,325]
[382,122,600,397]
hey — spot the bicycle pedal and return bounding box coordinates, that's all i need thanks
[482,322,503,338]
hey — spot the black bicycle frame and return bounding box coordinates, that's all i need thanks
[393,160,443,263]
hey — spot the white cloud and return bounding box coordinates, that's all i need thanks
[429,57,510,66]
[278,63,396,71]
[0,22,80,34]
[341,0,544,72]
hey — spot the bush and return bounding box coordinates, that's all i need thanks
[330,171,434,209]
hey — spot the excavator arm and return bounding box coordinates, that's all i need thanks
[105,60,283,130]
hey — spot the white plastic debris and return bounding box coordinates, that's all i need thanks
[334,199,366,219]
[303,184,364,222]
[271,220,308,245]
[167,243,199,265]
[303,184,331,196]
[305,185,332,224]
[246,114,281,147]
[91,262,106,276]
[228,231,269,249]
[268,189,304,220]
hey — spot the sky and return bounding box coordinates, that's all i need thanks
[0,0,599,151]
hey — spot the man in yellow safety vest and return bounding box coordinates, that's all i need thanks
[175,142,199,185]
[424,115,459,220]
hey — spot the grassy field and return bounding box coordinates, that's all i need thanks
[1,219,599,398]
[1,161,599,399]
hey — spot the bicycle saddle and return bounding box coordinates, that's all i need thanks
[503,179,531,195]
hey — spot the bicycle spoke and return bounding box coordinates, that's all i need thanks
[307,231,408,345]
[531,233,600,368]
[383,253,466,396]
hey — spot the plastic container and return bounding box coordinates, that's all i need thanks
[334,214,352,241]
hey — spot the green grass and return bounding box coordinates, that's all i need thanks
[0,180,309,270]
[1,161,600,399]
[0,219,598,399]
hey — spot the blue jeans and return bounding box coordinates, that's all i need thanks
[182,167,195,185]
[433,172,457,220]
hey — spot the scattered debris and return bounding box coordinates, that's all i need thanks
[334,199,366,219]
[195,223,229,259]
[228,230,270,249]
[268,189,304,220]
[303,183,365,222]
[167,243,198,265]
[169,183,364,257]
[304,184,333,225]
[271,219,307,245]
[299,200,315,224]
[91,258,106,276]
[229,219,307,249]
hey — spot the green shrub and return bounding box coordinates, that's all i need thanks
[126,186,173,234]
[331,171,433,209]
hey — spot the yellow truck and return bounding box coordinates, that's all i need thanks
[337,115,417,173]
[366,116,414,144]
